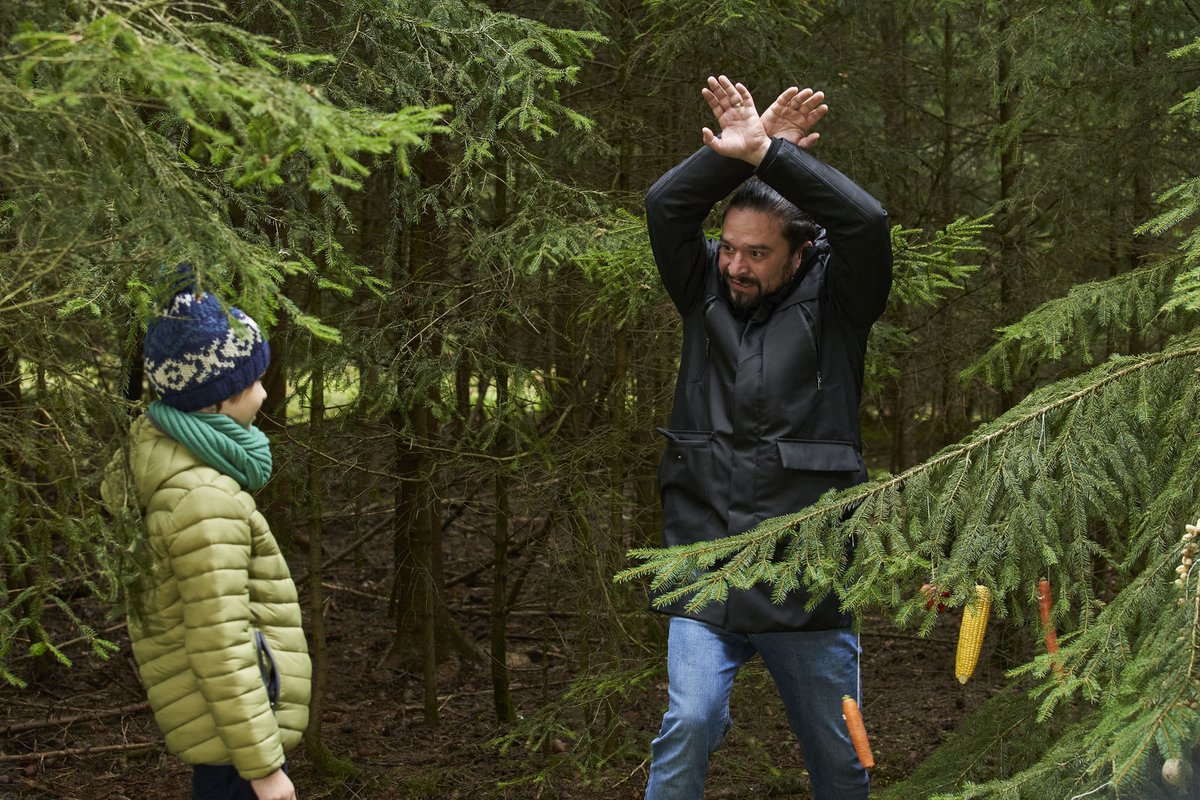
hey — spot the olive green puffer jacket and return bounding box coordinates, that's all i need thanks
[106,415,310,779]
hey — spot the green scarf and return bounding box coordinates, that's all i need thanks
[148,401,273,491]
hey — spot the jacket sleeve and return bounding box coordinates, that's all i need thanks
[165,482,285,780]
[754,138,893,327]
[645,147,755,314]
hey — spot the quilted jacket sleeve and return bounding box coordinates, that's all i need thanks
[164,482,285,779]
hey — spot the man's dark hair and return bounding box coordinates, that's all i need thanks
[724,179,818,255]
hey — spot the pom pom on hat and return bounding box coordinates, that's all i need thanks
[142,288,270,412]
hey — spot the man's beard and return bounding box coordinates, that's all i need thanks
[723,269,800,322]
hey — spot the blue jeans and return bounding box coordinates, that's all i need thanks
[645,617,868,800]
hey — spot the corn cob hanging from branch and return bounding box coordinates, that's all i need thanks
[955,584,992,684]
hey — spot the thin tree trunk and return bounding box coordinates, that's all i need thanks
[302,287,353,775]
[996,10,1023,412]
[609,327,628,550]
[1126,0,1151,355]
[0,346,21,468]
[489,169,516,724]
[938,11,956,223]
[385,157,462,713]
[412,406,440,725]
[124,333,144,408]
[880,6,913,469]
[259,276,293,542]
[387,402,422,662]
[491,357,515,724]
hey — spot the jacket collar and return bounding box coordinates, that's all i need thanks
[772,228,829,311]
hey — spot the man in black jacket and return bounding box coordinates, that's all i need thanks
[642,76,892,799]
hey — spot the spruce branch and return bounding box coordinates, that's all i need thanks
[618,334,1200,622]
[962,259,1187,389]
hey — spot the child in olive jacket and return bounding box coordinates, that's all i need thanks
[105,286,310,800]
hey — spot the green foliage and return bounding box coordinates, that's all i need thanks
[962,260,1188,389]
[867,216,990,386]
[489,663,661,789]
[12,14,445,192]
[1,0,1199,796]
[0,0,440,687]
[621,317,1200,799]
[1146,40,1200,312]
[889,216,989,308]
[639,0,821,80]
[874,685,1058,799]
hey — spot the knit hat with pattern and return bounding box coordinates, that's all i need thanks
[142,290,270,412]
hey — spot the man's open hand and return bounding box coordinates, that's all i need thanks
[701,75,771,165]
[761,86,828,150]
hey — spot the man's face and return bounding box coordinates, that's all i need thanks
[719,208,806,314]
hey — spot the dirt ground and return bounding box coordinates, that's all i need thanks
[0,523,1004,800]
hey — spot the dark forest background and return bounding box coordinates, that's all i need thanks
[3,2,1200,798]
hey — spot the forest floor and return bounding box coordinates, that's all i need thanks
[0,512,1006,800]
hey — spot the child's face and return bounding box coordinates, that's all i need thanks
[220,380,267,427]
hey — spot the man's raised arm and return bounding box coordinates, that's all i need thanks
[755,139,892,327]
[645,76,828,314]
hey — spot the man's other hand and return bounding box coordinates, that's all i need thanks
[761,86,828,150]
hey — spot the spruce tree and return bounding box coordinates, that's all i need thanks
[0,0,440,686]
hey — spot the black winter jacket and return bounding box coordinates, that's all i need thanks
[645,138,893,633]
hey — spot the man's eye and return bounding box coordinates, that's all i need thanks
[750,250,763,259]
[721,244,734,253]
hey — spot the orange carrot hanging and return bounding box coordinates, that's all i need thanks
[842,695,875,770]
[1038,578,1064,675]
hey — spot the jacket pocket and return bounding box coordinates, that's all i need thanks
[254,629,280,710]
[656,428,720,542]
[656,427,714,449]
[657,428,715,479]
[776,438,862,472]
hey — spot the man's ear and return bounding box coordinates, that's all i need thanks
[792,240,813,270]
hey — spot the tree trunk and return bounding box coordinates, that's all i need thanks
[412,406,440,725]
[1125,0,1151,355]
[609,327,628,550]
[384,155,464,715]
[879,6,913,470]
[487,167,516,724]
[938,11,956,223]
[996,9,1024,412]
[302,286,355,776]
[258,275,294,543]
[0,346,21,467]
[490,358,515,724]
[124,333,144,409]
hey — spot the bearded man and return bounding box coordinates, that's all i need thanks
[642,75,893,800]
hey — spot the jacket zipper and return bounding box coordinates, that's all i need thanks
[703,295,718,359]
[797,305,822,390]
